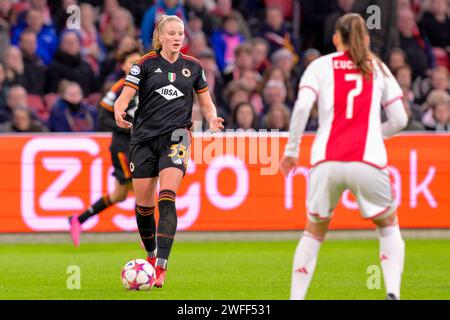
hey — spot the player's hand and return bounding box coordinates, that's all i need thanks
[114,109,132,129]
[280,156,298,176]
[209,117,225,132]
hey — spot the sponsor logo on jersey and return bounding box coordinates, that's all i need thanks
[125,75,140,85]
[173,158,183,165]
[182,68,191,77]
[130,65,141,75]
[154,68,162,73]
[168,72,176,83]
[155,84,184,100]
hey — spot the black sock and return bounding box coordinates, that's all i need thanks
[136,205,156,254]
[78,195,112,224]
[157,190,177,264]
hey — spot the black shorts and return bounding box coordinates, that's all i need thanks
[129,128,191,178]
[110,133,132,185]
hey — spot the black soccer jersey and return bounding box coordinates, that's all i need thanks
[98,78,138,137]
[123,50,208,144]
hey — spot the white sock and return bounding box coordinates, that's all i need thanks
[377,223,405,299]
[290,232,322,300]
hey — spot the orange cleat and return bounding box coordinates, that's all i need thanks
[146,256,156,268]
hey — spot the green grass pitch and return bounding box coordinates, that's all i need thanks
[0,239,448,300]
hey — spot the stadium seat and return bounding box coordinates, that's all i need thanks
[43,93,60,110]
[85,93,102,107]
[27,94,49,121]
[433,47,450,71]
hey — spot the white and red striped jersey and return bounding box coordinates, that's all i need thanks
[286,51,404,169]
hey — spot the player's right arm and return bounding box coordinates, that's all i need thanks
[115,61,144,129]
[280,61,319,176]
[114,86,136,129]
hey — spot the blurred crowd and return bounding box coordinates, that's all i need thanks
[0,0,449,133]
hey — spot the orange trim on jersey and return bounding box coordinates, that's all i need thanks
[123,82,139,90]
[196,86,209,94]
[99,100,114,112]
[117,152,131,179]
[181,53,200,64]
[136,51,157,65]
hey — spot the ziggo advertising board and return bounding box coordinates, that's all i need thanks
[0,133,448,232]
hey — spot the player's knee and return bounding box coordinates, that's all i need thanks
[305,217,330,240]
[372,212,397,228]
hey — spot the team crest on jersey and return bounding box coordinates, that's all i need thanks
[155,84,184,100]
[182,68,191,77]
[168,72,176,83]
[130,65,141,75]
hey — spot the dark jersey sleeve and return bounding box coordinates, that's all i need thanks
[194,64,208,94]
[123,62,145,91]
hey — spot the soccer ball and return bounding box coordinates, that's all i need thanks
[121,259,156,291]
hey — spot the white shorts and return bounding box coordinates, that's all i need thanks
[307,161,396,223]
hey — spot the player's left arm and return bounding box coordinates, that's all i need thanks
[194,64,224,132]
[197,91,224,132]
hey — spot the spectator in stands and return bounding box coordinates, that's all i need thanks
[301,0,337,51]
[224,80,251,117]
[16,0,53,27]
[259,4,299,61]
[210,0,251,39]
[101,35,140,82]
[79,3,106,75]
[223,42,254,84]
[197,49,227,117]
[258,66,294,107]
[0,61,8,108]
[101,7,136,52]
[48,81,97,132]
[140,0,186,50]
[388,48,408,75]
[323,0,355,54]
[419,0,450,50]
[351,0,400,61]
[46,30,98,96]
[185,0,214,36]
[262,103,290,131]
[1,106,48,132]
[186,31,208,58]
[398,8,433,79]
[0,85,37,123]
[395,64,424,121]
[211,14,245,73]
[11,8,58,65]
[230,102,258,130]
[271,48,299,106]
[262,79,287,112]
[402,95,425,131]
[0,0,12,62]
[422,90,450,131]
[98,0,121,34]
[4,46,25,87]
[417,66,450,105]
[251,38,271,76]
[239,70,264,115]
[18,30,46,95]
[298,48,321,78]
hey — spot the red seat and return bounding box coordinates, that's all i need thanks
[27,94,48,120]
[43,93,60,110]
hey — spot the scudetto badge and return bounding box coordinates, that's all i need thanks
[182,68,191,77]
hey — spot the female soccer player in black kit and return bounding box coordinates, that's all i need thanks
[68,50,141,246]
[114,15,224,288]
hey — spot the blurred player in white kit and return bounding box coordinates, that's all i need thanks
[281,13,408,300]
